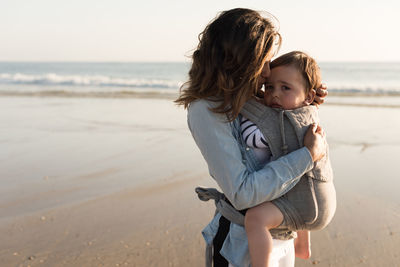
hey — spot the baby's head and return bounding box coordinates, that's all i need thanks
[264,51,321,110]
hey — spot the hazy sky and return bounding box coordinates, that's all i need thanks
[1,0,399,62]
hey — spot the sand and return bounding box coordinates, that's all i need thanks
[0,96,399,267]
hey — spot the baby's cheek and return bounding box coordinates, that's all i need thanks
[263,95,270,105]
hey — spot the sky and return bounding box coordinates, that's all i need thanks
[1,0,399,62]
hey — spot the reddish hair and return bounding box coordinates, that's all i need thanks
[175,8,281,121]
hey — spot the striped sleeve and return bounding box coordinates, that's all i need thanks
[240,116,269,149]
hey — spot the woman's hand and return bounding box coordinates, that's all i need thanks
[304,123,326,162]
[313,83,328,106]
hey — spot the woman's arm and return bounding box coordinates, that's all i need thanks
[188,100,315,210]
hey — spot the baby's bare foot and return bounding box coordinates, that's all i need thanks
[295,242,311,259]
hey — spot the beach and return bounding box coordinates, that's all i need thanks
[1,95,400,267]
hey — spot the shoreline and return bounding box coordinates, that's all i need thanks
[2,89,400,97]
[2,91,400,108]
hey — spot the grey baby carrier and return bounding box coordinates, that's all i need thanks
[240,99,336,231]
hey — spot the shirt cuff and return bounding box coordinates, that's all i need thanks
[298,146,314,173]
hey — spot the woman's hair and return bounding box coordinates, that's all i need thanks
[175,8,281,121]
[270,51,321,94]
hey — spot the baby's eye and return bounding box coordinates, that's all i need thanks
[282,86,291,91]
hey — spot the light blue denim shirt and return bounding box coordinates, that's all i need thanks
[187,99,314,267]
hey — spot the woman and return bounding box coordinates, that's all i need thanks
[175,8,327,267]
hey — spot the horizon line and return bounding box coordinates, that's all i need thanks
[1,60,400,64]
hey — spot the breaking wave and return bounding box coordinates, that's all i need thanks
[0,73,182,89]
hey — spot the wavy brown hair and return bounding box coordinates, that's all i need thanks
[270,51,321,94]
[175,8,281,121]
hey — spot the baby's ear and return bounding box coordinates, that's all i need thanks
[304,89,316,105]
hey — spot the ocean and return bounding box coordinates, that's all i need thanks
[1,61,399,222]
[1,62,400,97]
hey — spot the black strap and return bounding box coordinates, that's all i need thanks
[213,215,230,267]
[212,199,247,266]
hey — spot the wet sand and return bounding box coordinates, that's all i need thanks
[0,96,399,266]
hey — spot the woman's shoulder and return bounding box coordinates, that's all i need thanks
[188,99,222,119]
[189,98,220,111]
[188,99,230,128]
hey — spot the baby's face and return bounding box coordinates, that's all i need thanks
[264,65,309,110]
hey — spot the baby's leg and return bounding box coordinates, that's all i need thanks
[294,230,311,259]
[245,201,284,267]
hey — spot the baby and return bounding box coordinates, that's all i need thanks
[240,51,336,267]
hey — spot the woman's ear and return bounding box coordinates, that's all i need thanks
[304,89,316,105]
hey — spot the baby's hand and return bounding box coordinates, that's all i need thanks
[313,83,328,106]
[304,123,326,162]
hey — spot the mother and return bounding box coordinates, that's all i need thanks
[175,8,327,267]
